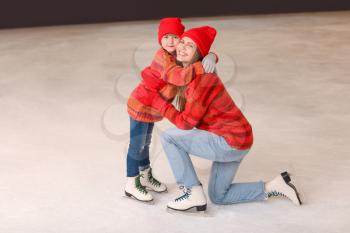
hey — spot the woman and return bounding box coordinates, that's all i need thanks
[143,26,302,211]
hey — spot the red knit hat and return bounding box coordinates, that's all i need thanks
[181,26,217,57]
[158,17,185,44]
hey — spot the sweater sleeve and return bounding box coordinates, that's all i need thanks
[150,48,201,87]
[162,61,203,87]
[152,96,207,130]
[152,77,215,130]
[141,66,166,91]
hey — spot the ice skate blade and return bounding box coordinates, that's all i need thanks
[280,171,303,205]
[123,192,155,205]
[287,182,302,205]
[167,204,206,212]
[285,165,307,205]
[166,205,213,217]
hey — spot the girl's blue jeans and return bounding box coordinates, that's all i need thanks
[160,128,267,204]
[126,117,154,177]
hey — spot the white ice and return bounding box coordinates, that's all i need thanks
[0,11,349,233]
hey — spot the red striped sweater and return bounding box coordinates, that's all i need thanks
[127,48,201,122]
[152,63,253,150]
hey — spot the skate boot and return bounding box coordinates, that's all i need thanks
[125,174,153,202]
[140,167,167,193]
[265,171,302,205]
[167,185,207,211]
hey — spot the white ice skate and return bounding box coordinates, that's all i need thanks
[265,171,302,205]
[167,185,207,211]
[124,174,153,202]
[140,167,167,193]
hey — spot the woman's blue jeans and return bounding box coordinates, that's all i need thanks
[160,128,267,204]
[126,117,154,177]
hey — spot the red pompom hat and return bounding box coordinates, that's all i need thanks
[158,17,185,44]
[181,26,217,57]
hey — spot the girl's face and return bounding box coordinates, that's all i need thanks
[176,36,197,65]
[161,34,180,53]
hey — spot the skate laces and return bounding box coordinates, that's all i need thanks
[267,190,287,198]
[175,187,191,202]
[135,174,148,194]
[147,168,161,187]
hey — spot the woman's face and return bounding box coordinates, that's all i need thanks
[176,36,197,65]
[161,34,180,53]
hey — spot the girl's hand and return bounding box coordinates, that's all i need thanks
[141,67,167,91]
[202,52,217,73]
[137,86,162,107]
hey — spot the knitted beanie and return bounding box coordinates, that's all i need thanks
[158,17,185,44]
[181,26,217,57]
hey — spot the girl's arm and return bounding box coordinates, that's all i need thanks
[150,48,202,86]
[141,67,166,91]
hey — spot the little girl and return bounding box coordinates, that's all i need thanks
[125,18,218,202]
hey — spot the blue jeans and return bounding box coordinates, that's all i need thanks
[126,117,154,177]
[160,128,266,204]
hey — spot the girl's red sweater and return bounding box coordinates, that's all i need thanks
[127,48,201,122]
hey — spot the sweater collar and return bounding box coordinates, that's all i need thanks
[192,61,205,76]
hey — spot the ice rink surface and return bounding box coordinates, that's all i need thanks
[0,10,349,233]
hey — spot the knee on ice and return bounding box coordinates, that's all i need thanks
[208,190,225,205]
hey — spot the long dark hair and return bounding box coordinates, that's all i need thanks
[175,48,202,111]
